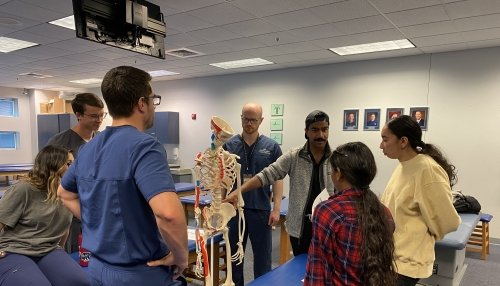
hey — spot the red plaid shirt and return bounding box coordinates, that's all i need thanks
[304,188,365,286]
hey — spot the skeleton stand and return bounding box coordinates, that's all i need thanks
[193,116,245,286]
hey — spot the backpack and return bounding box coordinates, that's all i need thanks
[452,190,481,214]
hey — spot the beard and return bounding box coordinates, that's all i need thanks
[243,126,257,135]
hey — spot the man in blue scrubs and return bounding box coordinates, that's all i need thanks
[58,66,187,286]
[223,103,283,286]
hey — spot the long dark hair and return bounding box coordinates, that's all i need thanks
[387,115,457,187]
[330,142,396,286]
[26,145,71,202]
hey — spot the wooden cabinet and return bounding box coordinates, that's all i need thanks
[145,111,179,144]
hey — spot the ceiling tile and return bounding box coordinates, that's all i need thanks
[222,19,284,37]
[333,15,395,35]
[461,27,500,42]
[274,41,322,54]
[386,5,450,27]
[0,1,66,22]
[400,21,458,38]
[231,0,304,17]
[46,38,108,53]
[419,42,471,53]
[412,32,464,47]
[191,37,266,54]
[310,0,379,22]
[445,0,500,19]
[165,33,210,50]
[166,13,214,33]
[19,23,76,41]
[311,35,360,49]
[20,0,73,14]
[352,28,407,44]
[368,0,442,13]
[453,14,500,31]
[263,9,327,30]
[288,23,344,42]
[188,26,241,42]
[188,3,256,25]
[249,31,302,46]
[10,46,74,60]
[160,0,226,13]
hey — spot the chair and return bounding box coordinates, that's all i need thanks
[466,213,493,260]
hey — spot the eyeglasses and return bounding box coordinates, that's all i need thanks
[144,94,161,106]
[241,117,260,124]
[83,112,107,121]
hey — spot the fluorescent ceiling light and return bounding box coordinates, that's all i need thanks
[48,15,75,30]
[329,39,415,56]
[148,70,179,77]
[0,37,38,53]
[69,78,102,84]
[210,58,274,69]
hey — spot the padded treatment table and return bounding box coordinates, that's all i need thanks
[0,163,33,185]
[181,194,292,264]
[175,182,195,197]
[420,213,480,286]
[180,193,213,223]
[247,254,307,285]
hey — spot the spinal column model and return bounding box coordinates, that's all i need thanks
[193,116,245,286]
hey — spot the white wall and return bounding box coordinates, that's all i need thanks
[0,87,34,163]
[146,47,500,238]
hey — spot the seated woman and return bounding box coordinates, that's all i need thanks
[0,145,89,286]
[304,142,396,286]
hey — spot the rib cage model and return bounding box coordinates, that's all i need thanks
[193,116,245,286]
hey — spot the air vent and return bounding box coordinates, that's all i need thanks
[165,48,203,58]
[18,72,53,79]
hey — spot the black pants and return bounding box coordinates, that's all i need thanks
[397,274,419,286]
[289,217,313,256]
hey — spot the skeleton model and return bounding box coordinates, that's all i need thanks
[193,116,245,286]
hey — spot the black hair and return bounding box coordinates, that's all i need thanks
[330,142,396,286]
[305,110,329,129]
[387,115,457,187]
[101,66,152,118]
[71,93,104,114]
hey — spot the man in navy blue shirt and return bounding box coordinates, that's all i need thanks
[58,66,187,286]
[223,103,283,286]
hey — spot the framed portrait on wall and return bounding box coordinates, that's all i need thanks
[386,108,404,123]
[410,107,429,130]
[364,108,381,131]
[343,109,359,131]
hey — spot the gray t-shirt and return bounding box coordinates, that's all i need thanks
[47,129,86,157]
[0,181,72,257]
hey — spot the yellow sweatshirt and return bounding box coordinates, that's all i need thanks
[381,154,461,278]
